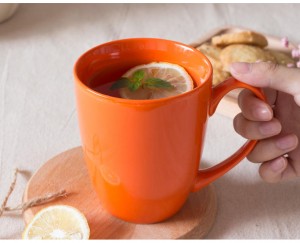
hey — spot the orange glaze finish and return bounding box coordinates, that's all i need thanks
[74,38,266,223]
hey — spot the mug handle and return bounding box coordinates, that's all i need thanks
[192,76,267,192]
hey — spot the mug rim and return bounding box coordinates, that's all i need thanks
[73,37,212,104]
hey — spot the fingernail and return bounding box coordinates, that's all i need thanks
[270,157,285,172]
[259,122,281,136]
[254,107,272,121]
[276,134,298,150]
[230,62,251,74]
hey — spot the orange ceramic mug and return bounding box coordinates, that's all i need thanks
[73,38,265,224]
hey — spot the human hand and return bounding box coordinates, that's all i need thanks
[230,62,300,183]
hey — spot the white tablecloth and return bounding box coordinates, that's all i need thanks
[1,3,300,239]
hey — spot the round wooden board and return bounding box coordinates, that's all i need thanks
[23,147,217,239]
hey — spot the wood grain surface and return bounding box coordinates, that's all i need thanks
[23,147,217,239]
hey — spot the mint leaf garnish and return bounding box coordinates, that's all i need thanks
[110,69,174,92]
[132,70,145,83]
[128,80,142,91]
[110,77,130,90]
[144,78,174,89]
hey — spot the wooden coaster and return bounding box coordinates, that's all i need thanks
[23,147,217,239]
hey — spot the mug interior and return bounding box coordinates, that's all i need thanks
[74,38,212,97]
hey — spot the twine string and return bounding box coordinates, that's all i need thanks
[0,168,67,217]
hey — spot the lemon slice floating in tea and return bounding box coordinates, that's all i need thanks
[22,205,90,240]
[118,62,194,100]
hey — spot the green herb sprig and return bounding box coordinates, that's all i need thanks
[110,70,174,92]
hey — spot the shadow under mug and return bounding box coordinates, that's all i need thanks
[73,38,265,224]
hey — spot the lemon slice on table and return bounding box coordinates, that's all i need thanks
[22,205,90,240]
[119,62,194,100]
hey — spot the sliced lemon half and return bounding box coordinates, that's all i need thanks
[119,62,194,100]
[22,205,90,240]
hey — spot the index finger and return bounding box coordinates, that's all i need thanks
[230,62,300,105]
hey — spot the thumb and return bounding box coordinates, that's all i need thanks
[230,62,300,106]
